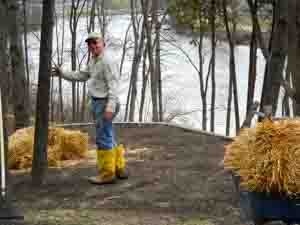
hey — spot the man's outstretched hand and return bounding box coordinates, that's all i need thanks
[51,66,62,77]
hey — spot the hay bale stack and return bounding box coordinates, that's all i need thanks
[48,127,64,146]
[48,145,62,167]
[60,130,88,160]
[8,127,89,169]
[8,127,35,169]
[224,119,300,197]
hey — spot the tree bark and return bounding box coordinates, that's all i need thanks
[32,0,55,185]
[156,26,163,122]
[70,0,77,122]
[210,0,216,132]
[58,0,65,122]
[288,0,300,115]
[223,0,240,135]
[120,22,131,77]
[246,0,269,60]
[141,0,159,122]
[88,0,97,32]
[259,3,275,117]
[152,0,162,122]
[97,0,107,38]
[124,77,132,121]
[139,44,149,122]
[261,0,288,116]
[0,1,10,182]
[69,0,87,122]
[282,64,291,117]
[128,0,145,121]
[7,0,30,130]
[22,0,30,99]
[50,75,54,122]
[226,70,233,136]
[246,0,258,116]
[153,3,163,122]
[198,34,207,131]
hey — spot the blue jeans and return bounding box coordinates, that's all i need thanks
[91,97,118,150]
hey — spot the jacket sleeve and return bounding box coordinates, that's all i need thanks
[103,59,119,113]
[60,66,90,82]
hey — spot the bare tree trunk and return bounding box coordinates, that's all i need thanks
[155,16,163,122]
[246,0,257,116]
[0,2,10,177]
[79,0,97,122]
[124,1,134,121]
[58,0,66,122]
[80,82,86,121]
[50,75,54,121]
[259,3,275,117]
[128,0,145,121]
[247,0,269,60]
[198,34,207,131]
[141,0,159,122]
[120,22,132,77]
[226,69,233,136]
[124,79,132,121]
[70,0,77,122]
[270,0,288,115]
[69,0,87,122]
[52,7,59,122]
[288,0,300,115]
[157,48,162,121]
[151,1,163,122]
[32,0,55,185]
[139,44,149,122]
[210,0,216,132]
[124,18,134,122]
[22,0,30,99]
[7,0,30,130]
[223,0,240,134]
[76,82,80,121]
[97,0,107,38]
[0,24,9,113]
[88,0,97,32]
[152,0,161,122]
[261,0,288,116]
[282,65,290,117]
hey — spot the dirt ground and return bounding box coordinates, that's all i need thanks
[7,126,244,225]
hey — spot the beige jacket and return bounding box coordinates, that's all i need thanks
[60,53,119,112]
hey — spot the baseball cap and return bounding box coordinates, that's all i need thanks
[85,32,102,42]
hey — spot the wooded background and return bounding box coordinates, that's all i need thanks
[0,0,296,183]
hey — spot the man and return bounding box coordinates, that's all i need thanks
[52,32,128,185]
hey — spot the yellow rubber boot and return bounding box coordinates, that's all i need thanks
[88,149,116,185]
[115,144,129,179]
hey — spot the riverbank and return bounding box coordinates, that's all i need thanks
[170,26,270,46]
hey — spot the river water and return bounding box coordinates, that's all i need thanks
[27,14,270,136]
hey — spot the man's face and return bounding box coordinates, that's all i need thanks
[87,38,104,57]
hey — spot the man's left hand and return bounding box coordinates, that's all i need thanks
[104,111,113,121]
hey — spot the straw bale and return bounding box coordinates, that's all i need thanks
[7,127,89,170]
[224,118,300,197]
[60,130,88,160]
[8,127,34,169]
[48,127,64,146]
[48,144,62,167]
